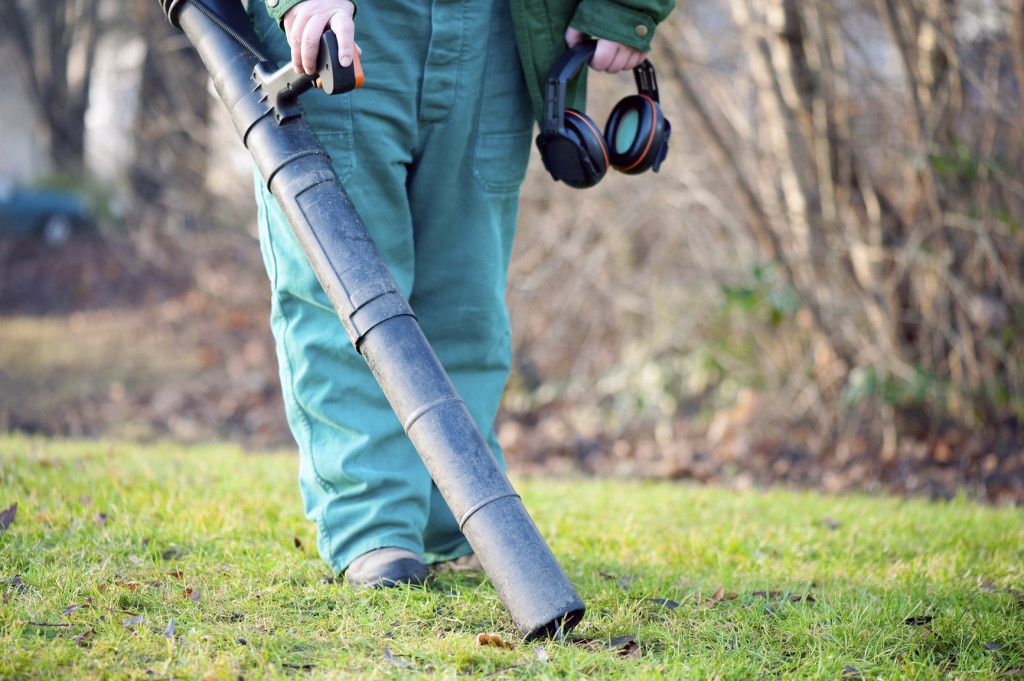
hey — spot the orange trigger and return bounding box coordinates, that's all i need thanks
[352,52,364,89]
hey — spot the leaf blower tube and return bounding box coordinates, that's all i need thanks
[158,0,585,639]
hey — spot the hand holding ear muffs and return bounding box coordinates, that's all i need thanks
[535,40,671,189]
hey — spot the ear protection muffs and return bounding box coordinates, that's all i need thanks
[535,40,671,189]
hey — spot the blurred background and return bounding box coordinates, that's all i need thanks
[1,0,1022,504]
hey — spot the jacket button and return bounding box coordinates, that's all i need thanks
[268,0,278,6]
[635,24,649,37]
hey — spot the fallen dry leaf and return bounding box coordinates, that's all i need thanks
[571,637,601,651]
[62,599,93,616]
[647,598,680,610]
[93,512,108,526]
[183,586,201,603]
[477,633,515,650]
[0,503,17,532]
[598,570,631,590]
[752,590,782,599]
[164,618,175,638]
[293,537,303,550]
[75,629,96,646]
[619,641,641,658]
[604,635,640,657]
[701,587,727,608]
[4,574,27,590]
[383,646,414,669]
[123,615,146,627]
[114,582,139,591]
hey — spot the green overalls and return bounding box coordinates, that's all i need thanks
[247,0,535,572]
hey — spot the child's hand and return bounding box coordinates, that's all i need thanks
[283,0,359,75]
[565,27,649,73]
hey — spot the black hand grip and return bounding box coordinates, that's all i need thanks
[254,29,363,124]
[315,30,363,95]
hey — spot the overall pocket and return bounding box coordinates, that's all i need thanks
[472,0,534,194]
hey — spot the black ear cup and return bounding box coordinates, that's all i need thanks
[535,109,609,189]
[605,94,669,174]
[563,109,609,186]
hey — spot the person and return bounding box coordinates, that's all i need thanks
[246,0,675,587]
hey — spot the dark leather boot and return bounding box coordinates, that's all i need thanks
[345,548,429,588]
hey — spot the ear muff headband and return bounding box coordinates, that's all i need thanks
[540,41,600,133]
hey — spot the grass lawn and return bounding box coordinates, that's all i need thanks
[1,435,1021,680]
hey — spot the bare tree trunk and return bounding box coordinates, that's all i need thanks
[0,0,100,175]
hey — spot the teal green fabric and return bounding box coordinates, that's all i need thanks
[261,0,303,27]
[248,0,534,572]
[571,0,666,51]
[510,0,676,125]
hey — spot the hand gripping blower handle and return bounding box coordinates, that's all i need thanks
[254,29,364,124]
[156,0,585,640]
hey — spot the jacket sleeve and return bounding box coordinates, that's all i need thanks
[262,0,358,31]
[569,0,676,52]
[262,0,303,29]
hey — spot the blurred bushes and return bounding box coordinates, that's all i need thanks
[508,0,1024,467]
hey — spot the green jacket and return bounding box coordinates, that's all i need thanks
[509,0,675,124]
[259,0,676,125]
